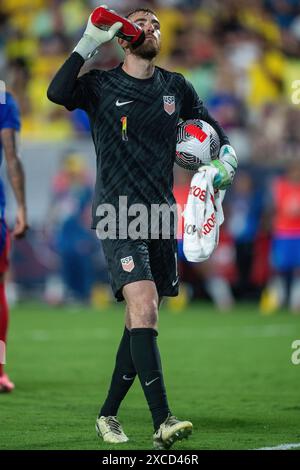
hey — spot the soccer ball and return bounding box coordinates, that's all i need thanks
[175,119,220,170]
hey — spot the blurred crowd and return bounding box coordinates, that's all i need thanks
[1,0,300,159]
[1,0,300,312]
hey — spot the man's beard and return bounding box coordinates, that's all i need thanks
[130,37,160,60]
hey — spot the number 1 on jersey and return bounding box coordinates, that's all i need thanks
[121,116,128,141]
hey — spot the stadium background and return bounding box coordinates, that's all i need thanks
[1,0,300,451]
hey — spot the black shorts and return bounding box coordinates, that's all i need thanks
[101,238,179,301]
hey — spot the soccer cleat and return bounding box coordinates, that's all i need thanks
[0,374,15,393]
[153,414,193,449]
[95,416,129,443]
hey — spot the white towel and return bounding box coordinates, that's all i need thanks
[183,166,225,262]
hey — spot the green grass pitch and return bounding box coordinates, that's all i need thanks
[0,301,299,450]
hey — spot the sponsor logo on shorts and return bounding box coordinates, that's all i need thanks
[121,256,135,273]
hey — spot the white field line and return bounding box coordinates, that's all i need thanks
[166,324,297,339]
[27,324,296,341]
[255,443,300,450]
[27,329,110,341]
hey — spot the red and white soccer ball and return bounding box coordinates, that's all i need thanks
[175,119,220,170]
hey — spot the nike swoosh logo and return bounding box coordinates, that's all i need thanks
[116,100,134,107]
[145,377,160,387]
[123,375,135,381]
[172,277,179,287]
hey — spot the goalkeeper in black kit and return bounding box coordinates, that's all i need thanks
[47,5,238,449]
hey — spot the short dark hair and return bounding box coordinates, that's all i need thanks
[126,8,157,19]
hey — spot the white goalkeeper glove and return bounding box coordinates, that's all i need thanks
[73,5,122,61]
[210,144,238,190]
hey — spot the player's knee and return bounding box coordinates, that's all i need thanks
[128,297,158,329]
[127,293,158,312]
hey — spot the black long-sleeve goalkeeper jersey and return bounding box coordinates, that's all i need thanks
[47,52,229,230]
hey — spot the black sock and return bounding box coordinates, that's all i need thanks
[99,327,136,417]
[130,328,170,431]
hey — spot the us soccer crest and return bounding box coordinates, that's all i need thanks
[121,256,135,273]
[163,96,175,115]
